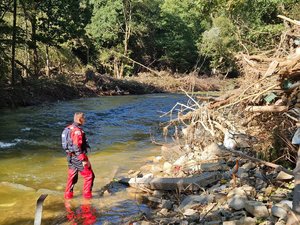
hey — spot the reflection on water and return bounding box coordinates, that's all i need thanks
[0,94,187,224]
[64,200,97,225]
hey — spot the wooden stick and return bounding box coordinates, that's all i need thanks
[245,105,288,113]
[278,15,300,26]
[222,147,294,176]
[218,83,279,110]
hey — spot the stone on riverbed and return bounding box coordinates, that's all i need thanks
[177,194,214,212]
[0,182,35,192]
[244,201,269,218]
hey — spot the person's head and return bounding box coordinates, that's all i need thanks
[74,112,86,125]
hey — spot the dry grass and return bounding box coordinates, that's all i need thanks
[126,72,225,93]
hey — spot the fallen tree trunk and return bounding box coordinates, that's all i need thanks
[119,172,222,191]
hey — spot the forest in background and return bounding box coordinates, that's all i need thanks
[1,0,300,101]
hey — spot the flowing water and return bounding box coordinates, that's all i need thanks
[0,94,187,225]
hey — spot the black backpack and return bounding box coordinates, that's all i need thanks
[61,126,73,152]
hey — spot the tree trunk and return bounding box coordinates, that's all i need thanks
[11,0,17,86]
[45,0,51,77]
[30,11,39,77]
[120,0,132,78]
[113,57,120,78]
[45,45,50,77]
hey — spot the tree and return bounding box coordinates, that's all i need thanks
[200,16,238,73]
[0,0,12,84]
[11,0,17,85]
[87,0,133,78]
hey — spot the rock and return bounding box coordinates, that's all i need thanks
[239,217,256,225]
[279,200,292,209]
[200,143,226,160]
[223,217,256,225]
[227,188,248,198]
[152,190,164,198]
[183,208,198,216]
[0,182,35,191]
[244,201,269,218]
[241,185,256,198]
[275,220,286,225]
[209,184,227,193]
[275,171,294,181]
[158,208,169,216]
[163,162,173,172]
[255,178,268,190]
[228,196,247,210]
[240,173,249,181]
[151,164,163,174]
[237,167,246,177]
[230,210,247,220]
[241,162,256,171]
[223,221,238,225]
[161,200,173,210]
[173,155,188,166]
[204,221,222,225]
[180,221,189,225]
[178,194,214,212]
[271,205,288,220]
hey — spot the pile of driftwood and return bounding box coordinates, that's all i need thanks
[161,15,300,165]
[118,15,300,225]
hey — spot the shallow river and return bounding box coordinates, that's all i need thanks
[0,94,186,225]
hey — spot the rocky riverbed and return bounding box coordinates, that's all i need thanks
[119,143,295,225]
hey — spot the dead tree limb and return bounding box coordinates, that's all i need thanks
[278,15,300,26]
[222,147,294,176]
[245,105,288,113]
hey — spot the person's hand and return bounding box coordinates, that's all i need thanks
[82,161,88,167]
[82,161,91,168]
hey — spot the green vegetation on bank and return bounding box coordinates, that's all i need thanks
[1,0,300,106]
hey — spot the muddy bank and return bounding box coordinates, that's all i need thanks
[0,72,225,109]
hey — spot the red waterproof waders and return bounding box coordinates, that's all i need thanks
[64,123,95,199]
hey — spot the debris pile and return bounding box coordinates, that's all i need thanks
[123,143,295,225]
[119,15,300,225]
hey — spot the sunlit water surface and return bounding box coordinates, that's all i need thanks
[0,94,187,224]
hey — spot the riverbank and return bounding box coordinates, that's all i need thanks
[0,72,226,108]
[120,142,294,225]
[115,47,300,224]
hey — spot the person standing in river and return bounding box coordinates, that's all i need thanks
[63,112,95,199]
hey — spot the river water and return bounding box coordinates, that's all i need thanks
[0,94,187,225]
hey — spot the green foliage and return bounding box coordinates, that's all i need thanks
[0,0,13,83]
[2,0,300,88]
[86,0,123,46]
[155,12,198,71]
[200,16,238,72]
